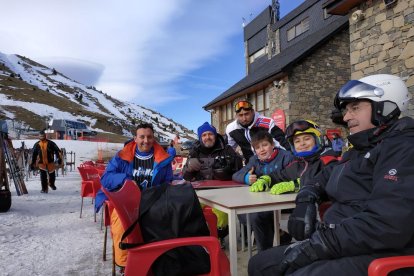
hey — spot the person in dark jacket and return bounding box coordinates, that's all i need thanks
[31,130,62,193]
[233,128,293,251]
[183,122,243,248]
[226,100,289,162]
[183,122,242,181]
[95,123,173,268]
[248,74,414,276]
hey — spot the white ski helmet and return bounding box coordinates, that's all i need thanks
[334,74,410,126]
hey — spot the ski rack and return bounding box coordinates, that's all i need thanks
[0,134,28,196]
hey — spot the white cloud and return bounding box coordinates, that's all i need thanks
[0,0,269,107]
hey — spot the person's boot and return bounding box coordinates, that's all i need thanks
[48,182,57,190]
[217,226,228,249]
[41,182,48,193]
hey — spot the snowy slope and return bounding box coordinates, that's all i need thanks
[0,52,197,141]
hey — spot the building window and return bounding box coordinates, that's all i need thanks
[265,88,271,111]
[249,47,267,64]
[248,94,256,110]
[323,8,332,19]
[287,17,310,41]
[257,90,264,112]
[221,105,226,122]
[226,103,232,122]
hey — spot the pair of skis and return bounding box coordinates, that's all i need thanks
[0,134,28,196]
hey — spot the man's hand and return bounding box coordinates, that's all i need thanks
[186,158,202,172]
[249,175,271,192]
[288,186,318,241]
[279,231,334,273]
[269,178,300,195]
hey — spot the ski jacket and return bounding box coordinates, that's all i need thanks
[269,148,338,187]
[225,112,289,161]
[309,117,414,257]
[232,148,293,184]
[182,134,242,181]
[95,141,173,212]
[31,139,61,172]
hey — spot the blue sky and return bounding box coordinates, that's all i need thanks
[0,0,304,132]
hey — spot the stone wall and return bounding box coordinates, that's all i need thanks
[350,0,414,116]
[282,27,351,131]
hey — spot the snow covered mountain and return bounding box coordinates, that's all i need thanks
[0,52,197,142]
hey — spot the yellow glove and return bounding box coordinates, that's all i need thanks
[250,175,271,192]
[269,178,301,195]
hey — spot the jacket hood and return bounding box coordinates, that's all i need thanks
[118,140,170,163]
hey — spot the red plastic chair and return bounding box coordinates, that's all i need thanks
[102,180,230,276]
[77,166,102,222]
[203,206,218,238]
[80,160,95,167]
[368,256,414,276]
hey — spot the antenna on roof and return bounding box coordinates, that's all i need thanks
[242,17,246,28]
[272,0,280,23]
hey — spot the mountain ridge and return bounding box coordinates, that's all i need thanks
[0,52,197,142]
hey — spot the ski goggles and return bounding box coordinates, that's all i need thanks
[235,101,253,113]
[285,120,319,139]
[334,80,384,109]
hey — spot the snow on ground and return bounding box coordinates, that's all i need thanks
[0,140,124,276]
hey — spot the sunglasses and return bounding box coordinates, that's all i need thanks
[235,101,253,113]
[285,120,318,138]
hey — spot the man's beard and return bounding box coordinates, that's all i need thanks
[203,139,215,148]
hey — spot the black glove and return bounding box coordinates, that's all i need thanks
[279,231,333,273]
[58,158,63,165]
[30,163,36,171]
[288,186,319,241]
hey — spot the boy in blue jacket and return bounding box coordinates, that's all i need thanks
[233,128,293,251]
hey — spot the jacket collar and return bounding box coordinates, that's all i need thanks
[118,141,169,163]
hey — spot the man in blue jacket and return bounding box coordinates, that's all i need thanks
[95,122,173,269]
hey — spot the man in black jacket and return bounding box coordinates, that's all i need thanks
[183,122,242,181]
[183,121,242,248]
[31,130,62,193]
[248,74,414,275]
[225,100,289,162]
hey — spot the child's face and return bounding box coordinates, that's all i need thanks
[253,140,274,161]
[293,133,316,152]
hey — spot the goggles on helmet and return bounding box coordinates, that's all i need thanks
[285,120,320,139]
[334,80,384,109]
[235,101,253,113]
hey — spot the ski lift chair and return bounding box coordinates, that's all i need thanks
[77,166,102,222]
[102,180,230,276]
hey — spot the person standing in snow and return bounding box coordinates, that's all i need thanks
[31,130,62,193]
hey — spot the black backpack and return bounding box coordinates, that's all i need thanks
[120,183,211,276]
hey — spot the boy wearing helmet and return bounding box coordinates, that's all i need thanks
[249,120,338,196]
[233,128,293,251]
[248,74,414,276]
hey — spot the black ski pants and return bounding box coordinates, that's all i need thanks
[40,170,56,191]
[248,244,414,276]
